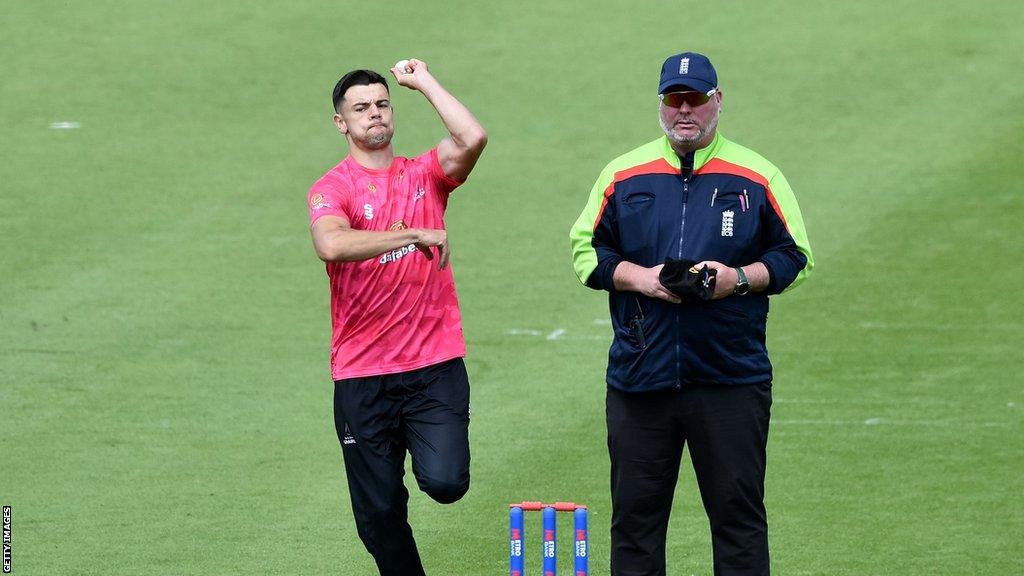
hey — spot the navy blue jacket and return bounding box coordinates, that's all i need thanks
[570,134,813,391]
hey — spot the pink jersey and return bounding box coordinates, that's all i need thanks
[308,148,466,380]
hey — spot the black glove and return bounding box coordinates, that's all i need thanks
[659,258,716,301]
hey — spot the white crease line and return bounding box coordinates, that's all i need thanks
[773,419,1010,428]
[50,121,81,129]
[504,329,602,340]
[593,319,612,325]
[858,321,1022,331]
[546,328,566,341]
[775,398,965,407]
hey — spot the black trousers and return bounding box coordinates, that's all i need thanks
[333,358,471,576]
[607,382,772,576]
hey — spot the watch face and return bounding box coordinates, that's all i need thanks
[734,268,749,295]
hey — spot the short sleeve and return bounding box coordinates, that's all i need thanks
[308,182,350,226]
[423,148,464,196]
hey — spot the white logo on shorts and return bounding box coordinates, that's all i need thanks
[363,203,374,220]
[680,58,690,74]
[721,210,734,237]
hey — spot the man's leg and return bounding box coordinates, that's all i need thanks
[683,382,772,576]
[402,358,471,504]
[607,386,686,576]
[334,376,426,576]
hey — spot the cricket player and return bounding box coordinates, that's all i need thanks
[307,60,486,576]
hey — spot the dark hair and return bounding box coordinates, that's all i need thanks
[332,70,389,112]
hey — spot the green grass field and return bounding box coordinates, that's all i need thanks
[2,1,1022,574]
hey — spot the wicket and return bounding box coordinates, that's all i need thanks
[509,501,588,576]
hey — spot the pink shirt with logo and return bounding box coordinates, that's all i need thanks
[308,148,466,380]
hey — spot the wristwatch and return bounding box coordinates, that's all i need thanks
[733,267,750,295]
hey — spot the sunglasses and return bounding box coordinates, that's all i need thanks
[659,88,717,108]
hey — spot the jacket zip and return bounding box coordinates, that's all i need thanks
[677,183,689,259]
[675,175,690,388]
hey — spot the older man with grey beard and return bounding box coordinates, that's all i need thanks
[570,51,814,576]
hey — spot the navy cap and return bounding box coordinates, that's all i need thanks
[659,52,718,95]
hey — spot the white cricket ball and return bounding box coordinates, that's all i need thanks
[394,59,412,74]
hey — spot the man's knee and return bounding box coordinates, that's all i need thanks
[420,475,470,504]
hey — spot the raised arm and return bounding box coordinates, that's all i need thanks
[311,215,450,269]
[390,59,487,182]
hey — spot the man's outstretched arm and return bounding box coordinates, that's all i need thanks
[391,59,488,182]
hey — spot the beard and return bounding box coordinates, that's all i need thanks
[359,128,393,149]
[659,106,719,148]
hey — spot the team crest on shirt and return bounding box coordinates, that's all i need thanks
[310,193,332,210]
[721,210,735,237]
[389,219,408,231]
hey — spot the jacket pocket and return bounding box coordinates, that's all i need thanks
[709,189,756,245]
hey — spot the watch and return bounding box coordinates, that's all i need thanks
[733,267,750,295]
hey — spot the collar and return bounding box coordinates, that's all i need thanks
[345,154,397,175]
[660,131,724,175]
